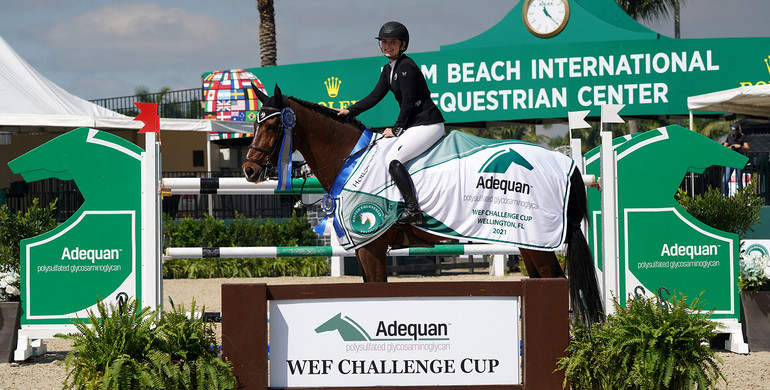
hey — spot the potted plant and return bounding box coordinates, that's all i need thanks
[738,251,770,351]
[0,270,20,362]
[677,180,766,350]
[0,199,57,362]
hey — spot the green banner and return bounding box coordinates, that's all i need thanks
[237,0,770,128]
[8,128,144,325]
[585,126,747,319]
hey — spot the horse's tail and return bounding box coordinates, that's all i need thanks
[566,169,604,324]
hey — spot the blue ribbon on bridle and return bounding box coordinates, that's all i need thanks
[275,107,297,191]
[313,128,374,237]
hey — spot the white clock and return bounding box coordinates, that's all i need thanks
[522,0,570,38]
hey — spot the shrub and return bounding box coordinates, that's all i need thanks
[676,179,762,238]
[162,212,328,279]
[557,293,725,389]
[0,199,57,272]
[59,298,235,389]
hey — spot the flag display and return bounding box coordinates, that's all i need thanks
[202,68,266,140]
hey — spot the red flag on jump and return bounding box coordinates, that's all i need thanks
[134,102,161,142]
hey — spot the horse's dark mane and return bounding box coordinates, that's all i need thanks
[288,97,367,132]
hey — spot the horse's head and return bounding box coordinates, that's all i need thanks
[242,83,291,182]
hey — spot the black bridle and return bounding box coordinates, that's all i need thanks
[245,101,382,206]
[244,106,286,182]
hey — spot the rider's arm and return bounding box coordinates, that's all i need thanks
[346,66,390,117]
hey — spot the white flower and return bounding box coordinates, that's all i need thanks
[0,271,20,301]
[4,285,18,296]
[740,252,770,291]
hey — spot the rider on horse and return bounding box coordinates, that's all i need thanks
[335,21,445,225]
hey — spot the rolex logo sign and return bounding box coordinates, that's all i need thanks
[765,55,770,75]
[325,77,341,98]
[740,54,770,86]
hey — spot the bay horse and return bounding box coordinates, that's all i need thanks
[242,85,603,323]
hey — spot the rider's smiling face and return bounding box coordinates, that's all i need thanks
[379,38,404,60]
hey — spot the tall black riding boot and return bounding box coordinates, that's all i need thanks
[389,160,423,225]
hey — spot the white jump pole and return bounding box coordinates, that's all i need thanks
[164,244,524,259]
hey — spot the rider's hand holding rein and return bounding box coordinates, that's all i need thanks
[333,108,350,116]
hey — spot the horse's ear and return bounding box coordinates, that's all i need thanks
[273,85,284,107]
[252,81,269,104]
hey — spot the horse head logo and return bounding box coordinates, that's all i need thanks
[359,212,377,229]
[479,148,534,173]
[315,313,369,341]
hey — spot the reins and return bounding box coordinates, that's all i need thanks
[251,99,383,207]
[289,134,382,207]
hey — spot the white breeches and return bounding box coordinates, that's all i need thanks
[385,123,445,164]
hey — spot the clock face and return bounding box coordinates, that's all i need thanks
[523,0,570,38]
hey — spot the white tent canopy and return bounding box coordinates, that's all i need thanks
[687,84,770,119]
[0,35,251,134]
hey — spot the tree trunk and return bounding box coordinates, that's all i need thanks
[674,0,680,39]
[628,119,639,134]
[257,0,277,67]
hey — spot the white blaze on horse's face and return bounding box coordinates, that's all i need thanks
[242,115,282,183]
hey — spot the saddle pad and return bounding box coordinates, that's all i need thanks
[333,131,575,250]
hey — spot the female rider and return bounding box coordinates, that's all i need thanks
[335,21,445,225]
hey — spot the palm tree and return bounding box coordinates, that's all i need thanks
[548,132,570,149]
[615,0,687,132]
[257,0,277,66]
[616,0,687,38]
[692,118,732,140]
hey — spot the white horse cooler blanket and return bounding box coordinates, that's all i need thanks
[323,130,576,251]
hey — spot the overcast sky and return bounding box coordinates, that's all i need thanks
[1,0,768,100]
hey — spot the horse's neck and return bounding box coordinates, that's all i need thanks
[291,102,361,192]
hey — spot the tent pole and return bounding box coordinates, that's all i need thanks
[207,135,213,216]
[689,110,694,131]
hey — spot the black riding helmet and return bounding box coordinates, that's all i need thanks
[376,21,409,51]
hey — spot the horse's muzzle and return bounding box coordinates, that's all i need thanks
[242,163,263,183]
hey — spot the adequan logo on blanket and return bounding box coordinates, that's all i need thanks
[350,203,385,235]
[475,148,534,195]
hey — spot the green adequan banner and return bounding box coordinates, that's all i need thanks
[585,125,748,319]
[8,128,143,325]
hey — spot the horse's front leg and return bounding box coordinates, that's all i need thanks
[354,233,394,282]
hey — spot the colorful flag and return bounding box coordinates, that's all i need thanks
[216,100,231,112]
[202,69,266,126]
[216,111,231,121]
[217,89,231,100]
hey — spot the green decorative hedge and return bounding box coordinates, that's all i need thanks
[162,212,328,279]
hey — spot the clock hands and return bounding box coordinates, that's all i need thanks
[542,7,561,27]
